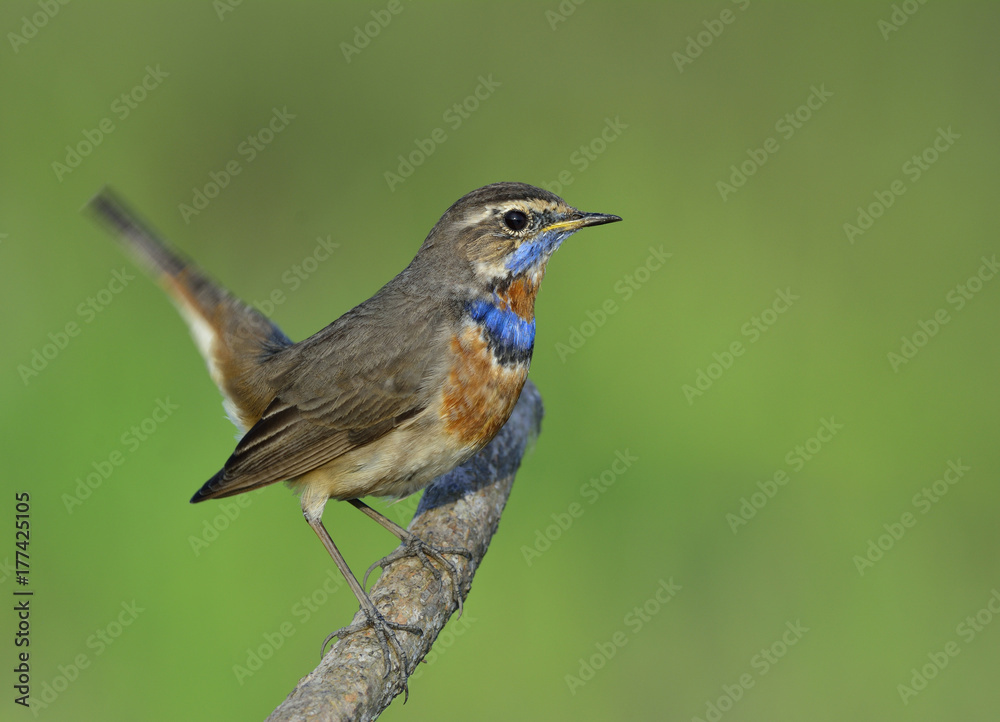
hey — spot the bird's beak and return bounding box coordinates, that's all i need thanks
[544,211,622,233]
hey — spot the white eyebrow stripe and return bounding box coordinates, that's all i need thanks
[458,206,495,227]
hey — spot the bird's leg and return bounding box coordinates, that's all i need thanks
[306,514,422,688]
[348,499,472,617]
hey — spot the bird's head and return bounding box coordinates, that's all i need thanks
[420,182,621,290]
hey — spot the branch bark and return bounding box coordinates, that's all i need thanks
[266,381,544,722]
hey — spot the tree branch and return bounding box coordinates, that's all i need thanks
[266,381,544,722]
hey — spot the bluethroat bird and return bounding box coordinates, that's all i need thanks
[88,182,620,677]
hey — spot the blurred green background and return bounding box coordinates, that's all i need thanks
[3,2,999,720]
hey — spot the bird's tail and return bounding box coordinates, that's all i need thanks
[86,188,292,431]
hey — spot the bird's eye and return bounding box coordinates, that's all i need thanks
[503,210,529,232]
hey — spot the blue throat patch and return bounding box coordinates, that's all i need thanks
[504,229,571,276]
[466,297,535,365]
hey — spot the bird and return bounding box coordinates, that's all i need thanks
[87,182,620,679]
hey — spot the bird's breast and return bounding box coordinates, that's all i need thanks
[440,286,536,447]
[465,275,539,363]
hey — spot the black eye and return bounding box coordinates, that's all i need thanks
[503,210,529,232]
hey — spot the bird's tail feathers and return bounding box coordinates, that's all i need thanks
[86,188,292,430]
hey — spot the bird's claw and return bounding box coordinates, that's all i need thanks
[322,605,423,700]
[364,535,472,617]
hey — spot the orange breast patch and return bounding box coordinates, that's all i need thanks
[441,326,529,447]
[500,276,539,320]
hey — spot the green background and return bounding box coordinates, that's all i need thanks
[3,2,999,720]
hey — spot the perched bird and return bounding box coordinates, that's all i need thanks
[88,182,620,676]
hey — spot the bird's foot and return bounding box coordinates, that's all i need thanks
[322,604,423,700]
[364,533,472,617]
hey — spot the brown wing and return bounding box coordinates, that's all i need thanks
[192,293,452,501]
